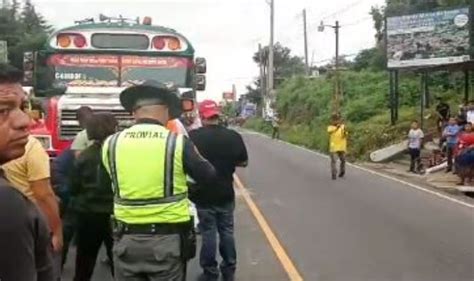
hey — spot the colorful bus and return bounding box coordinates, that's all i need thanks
[25,15,206,157]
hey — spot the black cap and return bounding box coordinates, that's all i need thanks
[120,80,181,117]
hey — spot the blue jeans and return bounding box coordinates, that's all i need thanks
[197,201,236,278]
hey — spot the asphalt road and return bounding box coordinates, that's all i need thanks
[238,132,474,281]
[62,131,474,281]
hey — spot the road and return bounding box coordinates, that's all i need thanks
[62,131,474,281]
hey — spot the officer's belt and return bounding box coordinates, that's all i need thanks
[114,192,187,206]
[117,221,190,235]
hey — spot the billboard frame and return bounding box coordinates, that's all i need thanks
[385,5,472,71]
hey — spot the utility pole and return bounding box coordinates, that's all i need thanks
[318,20,341,115]
[303,9,309,75]
[334,20,340,116]
[268,0,274,97]
[258,43,266,117]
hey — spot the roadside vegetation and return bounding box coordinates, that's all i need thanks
[244,70,468,160]
[240,0,472,160]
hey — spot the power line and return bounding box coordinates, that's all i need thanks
[311,53,358,65]
[341,16,372,27]
[307,0,369,30]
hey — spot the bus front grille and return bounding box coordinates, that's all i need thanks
[59,109,133,140]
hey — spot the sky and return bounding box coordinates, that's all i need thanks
[33,0,385,101]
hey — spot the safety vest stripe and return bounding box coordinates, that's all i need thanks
[164,133,177,197]
[107,132,122,198]
[114,192,187,206]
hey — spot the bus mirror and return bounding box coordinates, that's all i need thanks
[196,74,206,91]
[23,52,35,86]
[195,57,206,74]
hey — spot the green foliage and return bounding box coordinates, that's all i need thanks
[0,0,50,69]
[245,70,466,160]
[222,102,238,117]
[245,0,472,160]
[241,42,306,108]
[352,48,386,71]
[253,42,306,79]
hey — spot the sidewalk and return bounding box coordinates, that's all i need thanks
[361,160,474,195]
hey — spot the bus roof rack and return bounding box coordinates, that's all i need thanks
[99,14,140,25]
[74,18,95,25]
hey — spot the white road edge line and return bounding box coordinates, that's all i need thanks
[241,129,474,209]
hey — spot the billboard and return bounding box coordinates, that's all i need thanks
[387,7,471,69]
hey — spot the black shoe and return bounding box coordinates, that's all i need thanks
[339,172,345,178]
[332,174,337,180]
[446,169,452,173]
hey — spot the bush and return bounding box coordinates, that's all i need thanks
[245,70,461,160]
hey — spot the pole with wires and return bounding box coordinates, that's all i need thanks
[303,9,309,75]
[268,0,274,97]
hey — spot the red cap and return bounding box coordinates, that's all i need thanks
[199,99,220,119]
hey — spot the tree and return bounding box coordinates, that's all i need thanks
[370,6,384,46]
[352,48,386,71]
[0,0,51,68]
[253,42,306,80]
[21,0,51,34]
[10,0,19,20]
[243,82,262,106]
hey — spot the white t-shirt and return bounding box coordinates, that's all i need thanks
[408,129,424,149]
[466,110,474,124]
[71,129,94,151]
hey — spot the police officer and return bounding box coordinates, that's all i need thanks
[102,80,216,281]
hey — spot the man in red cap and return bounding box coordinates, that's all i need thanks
[189,99,248,281]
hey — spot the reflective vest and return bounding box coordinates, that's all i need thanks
[167,119,188,136]
[102,123,190,224]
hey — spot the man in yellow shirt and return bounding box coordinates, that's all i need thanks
[2,136,63,251]
[327,115,348,180]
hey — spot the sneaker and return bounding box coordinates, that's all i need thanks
[332,174,337,180]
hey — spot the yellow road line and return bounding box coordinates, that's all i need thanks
[234,175,304,281]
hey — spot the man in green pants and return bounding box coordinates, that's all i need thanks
[327,115,348,180]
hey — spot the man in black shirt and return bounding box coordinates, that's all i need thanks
[0,64,54,281]
[189,100,248,281]
[436,97,450,134]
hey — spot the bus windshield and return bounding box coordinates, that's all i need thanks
[35,53,192,93]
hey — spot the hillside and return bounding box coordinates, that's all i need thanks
[244,70,466,160]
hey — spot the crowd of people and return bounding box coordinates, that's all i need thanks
[0,63,248,281]
[409,98,474,184]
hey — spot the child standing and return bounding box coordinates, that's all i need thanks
[408,121,424,173]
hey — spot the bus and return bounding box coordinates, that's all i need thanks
[24,15,206,157]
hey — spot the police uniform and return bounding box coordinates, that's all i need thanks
[102,81,216,281]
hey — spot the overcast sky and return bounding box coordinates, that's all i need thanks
[33,0,385,101]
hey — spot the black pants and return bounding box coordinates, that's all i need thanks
[74,212,114,281]
[446,144,456,171]
[409,148,421,172]
[60,203,77,270]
